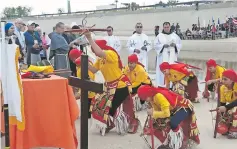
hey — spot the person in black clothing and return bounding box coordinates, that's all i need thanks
[155,26,159,36]
[35,24,39,28]
[171,23,175,32]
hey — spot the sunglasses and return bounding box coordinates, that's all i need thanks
[136,26,143,28]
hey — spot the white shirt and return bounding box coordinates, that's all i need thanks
[14,27,26,50]
[104,35,121,53]
[126,33,152,70]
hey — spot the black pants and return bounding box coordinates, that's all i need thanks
[109,87,129,116]
[207,83,215,92]
[41,57,47,61]
[68,48,77,77]
[88,98,92,119]
[132,83,152,105]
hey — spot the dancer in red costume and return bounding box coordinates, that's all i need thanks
[203,59,225,100]
[159,62,200,103]
[215,69,237,139]
[138,85,200,149]
[68,49,95,119]
[83,30,139,136]
[123,54,152,111]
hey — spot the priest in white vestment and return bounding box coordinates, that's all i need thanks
[127,23,152,71]
[103,26,121,55]
[154,22,182,87]
[0,22,25,130]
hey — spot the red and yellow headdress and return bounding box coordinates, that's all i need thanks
[222,69,237,82]
[137,85,181,107]
[159,62,189,75]
[68,49,83,60]
[95,40,123,69]
[206,59,217,68]
[205,59,217,81]
[128,54,145,67]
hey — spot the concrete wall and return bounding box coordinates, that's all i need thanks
[8,2,237,77]
[14,2,237,35]
[107,37,237,74]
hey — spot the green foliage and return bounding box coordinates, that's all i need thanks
[2,6,32,18]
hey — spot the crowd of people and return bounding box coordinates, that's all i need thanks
[156,21,237,40]
[1,17,237,149]
[184,22,237,40]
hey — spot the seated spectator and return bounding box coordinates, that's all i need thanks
[185,28,192,36]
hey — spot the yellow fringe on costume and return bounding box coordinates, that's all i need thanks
[232,107,237,127]
[180,80,188,86]
[9,47,25,131]
[22,65,54,73]
[190,127,199,136]
[190,114,199,137]
[104,114,108,121]
[106,100,112,107]
[192,113,197,122]
[233,120,237,127]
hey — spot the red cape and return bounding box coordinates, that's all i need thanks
[153,87,182,107]
[95,40,123,70]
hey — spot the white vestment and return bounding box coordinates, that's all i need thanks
[127,33,152,71]
[104,35,121,55]
[0,37,24,123]
[154,32,182,86]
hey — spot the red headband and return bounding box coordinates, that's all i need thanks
[137,85,155,100]
[69,49,83,60]
[75,58,81,65]
[206,59,217,67]
[137,85,178,106]
[75,57,92,66]
[128,54,138,63]
[159,62,170,71]
[223,69,237,82]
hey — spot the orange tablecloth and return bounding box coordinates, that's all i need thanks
[2,75,79,149]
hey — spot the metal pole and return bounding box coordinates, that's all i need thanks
[3,105,10,148]
[80,54,89,149]
[1,20,11,149]
[115,0,118,9]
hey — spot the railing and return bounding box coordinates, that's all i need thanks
[26,7,128,18]
[1,0,227,20]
